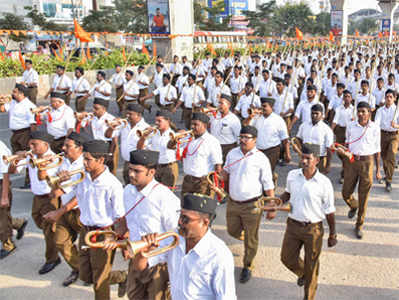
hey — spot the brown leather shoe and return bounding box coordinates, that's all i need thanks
[62,270,79,287]
[118,279,127,297]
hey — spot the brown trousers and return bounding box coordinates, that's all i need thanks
[0,180,20,250]
[54,208,82,272]
[106,142,119,175]
[231,93,239,108]
[139,88,151,111]
[155,162,179,188]
[116,86,124,115]
[50,137,66,154]
[26,87,38,104]
[381,131,399,183]
[32,194,60,262]
[334,126,347,178]
[79,226,127,300]
[342,157,374,230]
[261,145,280,187]
[281,218,324,300]
[221,143,237,164]
[181,175,214,199]
[182,107,193,129]
[317,156,327,174]
[11,128,31,153]
[127,260,170,300]
[226,198,262,270]
[155,95,161,108]
[75,96,87,112]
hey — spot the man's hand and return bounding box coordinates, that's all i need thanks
[376,168,382,181]
[323,166,331,175]
[266,211,276,220]
[284,152,291,164]
[327,234,338,247]
[0,195,10,208]
[43,208,64,223]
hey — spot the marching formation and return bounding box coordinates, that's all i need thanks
[0,42,398,300]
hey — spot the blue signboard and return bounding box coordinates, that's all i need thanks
[207,0,250,17]
[381,19,391,32]
[208,0,229,16]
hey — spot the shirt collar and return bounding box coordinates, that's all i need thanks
[178,229,212,258]
[139,179,159,197]
[87,166,109,183]
[298,168,322,182]
[71,154,84,166]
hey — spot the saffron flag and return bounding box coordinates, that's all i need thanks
[122,47,127,62]
[142,42,150,59]
[73,18,93,43]
[329,31,334,42]
[152,41,157,59]
[355,30,360,37]
[18,50,25,70]
[295,27,303,40]
[86,47,92,60]
[207,43,217,56]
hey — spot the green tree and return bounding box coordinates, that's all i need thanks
[313,12,331,36]
[242,1,277,36]
[82,6,119,33]
[271,3,314,37]
[358,18,378,34]
[113,0,147,33]
[195,0,233,31]
[0,13,30,43]
[24,6,68,31]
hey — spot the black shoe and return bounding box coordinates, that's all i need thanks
[118,279,127,297]
[83,281,91,286]
[297,276,305,287]
[355,228,363,239]
[148,105,152,114]
[38,257,61,275]
[338,178,344,184]
[348,208,357,219]
[16,219,28,240]
[0,247,16,259]
[386,182,392,192]
[239,268,252,283]
[62,270,79,287]
[18,183,31,189]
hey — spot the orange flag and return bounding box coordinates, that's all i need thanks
[18,50,25,70]
[74,18,93,43]
[52,48,62,62]
[206,43,217,56]
[295,27,303,40]
[329,31,334,42]
[86,47,92,60]
[122,47,127,62]
[355,30,360,37]
[152,41,157,59]
[142,41,150,59]
[378,32,383,38]
[384,31,389,37]
[227,42,233,55]
[0,51,4,61]
[80,49,86,65]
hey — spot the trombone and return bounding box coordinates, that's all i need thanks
[105,118,128,128]
[83,230,179,258]
[31,106,50,114]
[169,130,194,144]
[290,137,302,155]
[0,94,12,105]
[207,171,227,200]
[2,151,33,166]
[136,127,158,138]
[46,168,85,189]
[255,196,292,212]
[31,152,65,171]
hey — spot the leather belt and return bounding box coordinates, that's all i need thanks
[336,125,346,129]
[125,98,138,102]
[83,225,111,231]
[354,155,373,161]
[230,196,261,204]
[260,145,280,152]
[289,217,322,227]
[381,130,398,135]
[158,161,177,167]
[12,127,30,134]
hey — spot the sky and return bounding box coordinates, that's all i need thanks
[346,0,379,14]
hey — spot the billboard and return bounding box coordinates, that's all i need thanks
[208,0,229,17]
[381,19,390,32]
[147,0,171,34]
[331,10,343,36]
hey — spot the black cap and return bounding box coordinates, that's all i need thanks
[192,112,210,124]
[15,83,26,94]
[129,150,159,166]
[182,193,217,215]
[307,84,317,91]
[56,65,65,70]
[302,143,320,157]
[357,102,370,110]
[30,131,53,144]
[126,103,144,113]
[50,92,67,101]
[83,140,109,154]
[261,97,275,106]
[311,103,324,112]
[93,98,108,107]
[240,125,257,137]
[66,132,87,145]
[220,93,232,104]
[156,110,172,120]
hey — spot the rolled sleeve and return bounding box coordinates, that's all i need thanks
[260,157,274,191]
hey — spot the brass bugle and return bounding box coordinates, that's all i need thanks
[2,150,33,166]
[32,152,65,171]
[255,196,292,212]
[169,130,194,143]
[136,127,158,138]
[248,107,263,116]
[207,171,228,200]
[290,137,302,155]
[193,107,218,114]
[84,230,179,258]
[0,94,12,105]
[31,106,50,114]
[74,112,94,120]
[105,118,128,127]
[46,168,85,189]
[332,143,354,162]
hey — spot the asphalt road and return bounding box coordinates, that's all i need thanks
[0,95,398,300]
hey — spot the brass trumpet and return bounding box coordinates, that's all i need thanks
[31,106,50,114]
[136,127,158,138]
[193,107,218,115]
[332,143,354,163]
[84,230,179,258]
[0,94,12,105]
[74,112,94,121]
[2,151,33,166]
[248,107,263,116]
[207,171,227,200]
[255,196,292,212]
[105,118,128,128]
[169,130,194,143]
[31,152,65,171]
[290,137,302,155]
[46,168,85,189]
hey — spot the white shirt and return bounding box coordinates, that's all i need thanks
[59,155,84,206]
[136,72,150,90]
[72,77,91,97]
[372,87,385,106]
[182,131,223,177]
[153,71,164,89]
[73,168,125,227]
[124,179,180,268]
[251,74,263,92]
[207,83,231,107]
[46,104,76,139]
[0,141,11,180]
[286,169,335,223]
[52,74,72,94]
[355,93,376,109]
[333,104,354,127]
[90,112,116,141]
[123,80,140,101]
[167,230,236,300]
[294,99,319,124]
[328,94,343,111]
[110,72,125,87]
[234,93,261,118]
[258,78,276,98]
[176,74,188,93]
[117,119,150,161]
[250,113,289,150]
[210,112,241,145]
[146,128,177,164]
[90,80,112,100]
[346,121,381,155]
[224,147,274,201]
[169,63,182,75]
[181,84,206,108]
[272,90,294,115]
[5,98,36,130]
[375,104,399,132]
[297,121,334,157]
[22,68,39,85]
[229,74,246,94]
[153,84,177,105]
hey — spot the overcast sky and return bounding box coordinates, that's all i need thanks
[346,0,379,14]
